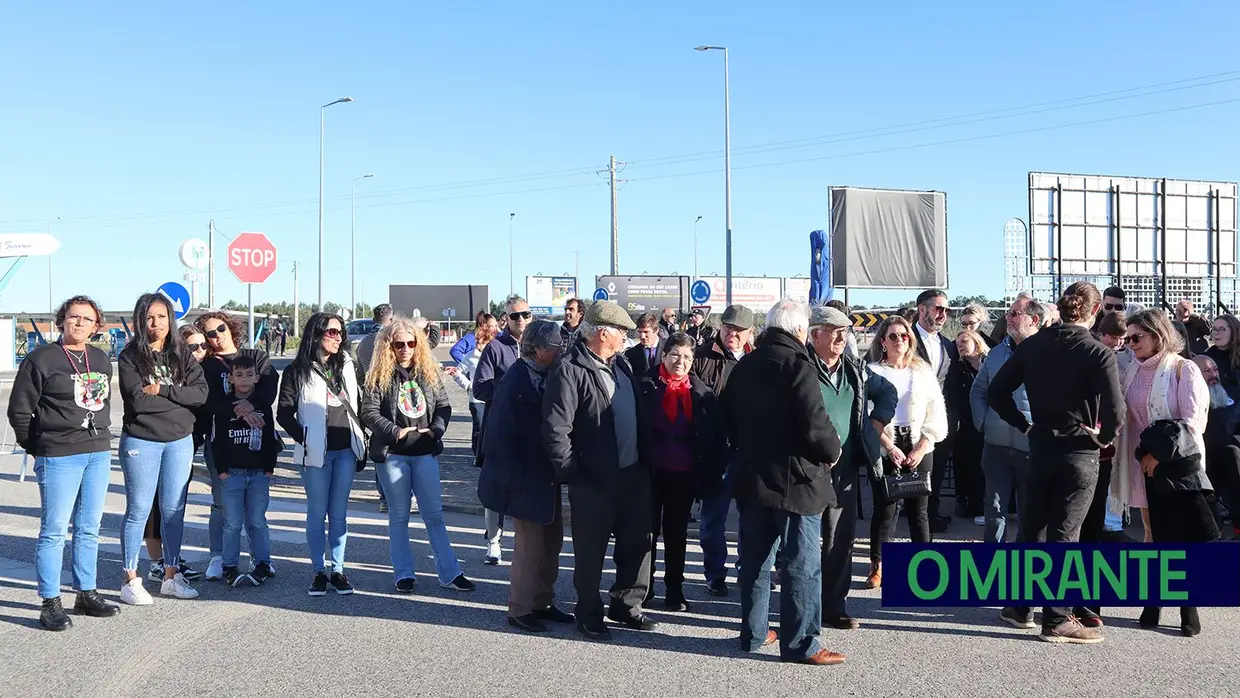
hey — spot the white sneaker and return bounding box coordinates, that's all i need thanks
[484,540,502,565]
[973,516,986,526]
[205,556,224,581]
[160,573,200,599]
[120,577,153,606]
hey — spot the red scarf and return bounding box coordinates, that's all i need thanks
[659,364,693,424]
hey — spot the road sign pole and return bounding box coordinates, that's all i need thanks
[248,284,255,346]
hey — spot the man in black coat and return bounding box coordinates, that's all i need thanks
[624,312,664,377]
[542,300,655,641]
[913,289,960,529]
[691,304,755,596]
[721,299,844,666]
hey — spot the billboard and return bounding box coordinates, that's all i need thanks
[698,276,782,313]
[525,276,577,316]
[785,277,812,304]
[595,276,688,313]
[829,187,948,289]
[388,285,489,324]
[1029,172,1237,280]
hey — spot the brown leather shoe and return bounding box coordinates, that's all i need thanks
[762,630,777,647]
[797,649,846,666]
[865,562,881,589]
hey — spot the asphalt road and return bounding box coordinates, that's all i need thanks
[1,357,1238,696]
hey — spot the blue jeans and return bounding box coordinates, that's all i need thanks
[300,449,356,573]
[120,434,195,571]
[698,490,732,583]
[204,443,224,558]
[34,451,112,599]
[738,503,822,661]
[376,454,463,584]
[221,470,272,568]
[981,444,1030,544]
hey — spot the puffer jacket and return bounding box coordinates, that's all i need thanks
[970,336,1031,452]
[1135,419,1213,494]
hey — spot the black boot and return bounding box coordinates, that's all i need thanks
[39,597,73,631]
[73,590,120,618]
[1180,607,1201,637]
[1139,607,1161,629]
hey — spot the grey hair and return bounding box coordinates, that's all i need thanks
[1023,298,1047,324]
[766,297,811,337]
[520,319,562,358]
[504,295,527,310]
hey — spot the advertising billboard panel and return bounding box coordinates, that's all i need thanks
[594,276,688,313]
[698,276,783,313]
[388,285,489,323]
[829,187,949,288]
[525,276,577,316]
[784,277,812,304]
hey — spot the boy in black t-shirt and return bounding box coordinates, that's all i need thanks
[212,356,282,587]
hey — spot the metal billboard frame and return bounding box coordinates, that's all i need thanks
[1028,171,1238,312]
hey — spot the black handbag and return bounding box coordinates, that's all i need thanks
[883,470,931,503]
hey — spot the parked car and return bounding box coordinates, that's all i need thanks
[347,319,377,349]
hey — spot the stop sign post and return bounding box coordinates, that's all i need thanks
[227,232,278,345]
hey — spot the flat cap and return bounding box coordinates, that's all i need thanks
[721,305,755,329]
[809,305,852,328]
[584,300,637,330]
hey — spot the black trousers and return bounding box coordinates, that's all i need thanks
[821,465,859,618]
[1206,444,1240,531]
[1015,440,1098,629]
[649,469,696,594]
[870,430,933,563]
[953,425,986,516]
[928,434,953,519]
[1076,458,1113,616]
[468,402,482,456]
[569,467,654,624]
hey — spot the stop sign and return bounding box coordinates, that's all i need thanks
[227,232,278,284]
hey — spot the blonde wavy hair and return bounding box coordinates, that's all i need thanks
[365,317,441,392]
[868,315,926,369]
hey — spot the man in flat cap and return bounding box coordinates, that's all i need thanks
[543,300,657,640]
[808,305,896,631]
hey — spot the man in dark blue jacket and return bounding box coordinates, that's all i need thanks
[808,306,895,631]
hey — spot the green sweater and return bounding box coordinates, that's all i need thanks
[816,358,854,458]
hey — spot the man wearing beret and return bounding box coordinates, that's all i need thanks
[542,300,657,641]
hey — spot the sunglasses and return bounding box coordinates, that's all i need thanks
[509,311,533,321]
[1125,333,1147,345]
[323,328,342,339]
[929,306,948,315]
[205,324,229,339]
[887,332,910,342]
[390,340,417,350]
[186,342,206,352]
[1104,303,1124,311]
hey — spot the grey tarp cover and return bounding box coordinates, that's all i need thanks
[830,187,948,288]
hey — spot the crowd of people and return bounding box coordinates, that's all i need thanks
[12,283,1235,661]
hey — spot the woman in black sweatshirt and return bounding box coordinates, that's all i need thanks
[361,316,474,593]
[7,295,120,631]
[116,293,208,606]
[194,310,278,581]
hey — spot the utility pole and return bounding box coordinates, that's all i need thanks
[574,250,580,290]
[609,155,619,274]
[208,219,216,308]
[292,261,300,338]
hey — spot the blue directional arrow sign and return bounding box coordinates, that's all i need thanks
[157,281,192,320]
[690,279,711,305]
[593,287,609,301]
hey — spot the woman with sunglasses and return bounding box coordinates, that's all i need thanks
[277,313,366,596]
[139,324,211,586]
[362,317,475,593]
[863,315,947,588]
[1114,309,1213,635]
[8,295,119,630]
[117,293,209,605]
[195,311,279,582]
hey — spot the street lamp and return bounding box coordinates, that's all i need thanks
[694,45,732,306]
[319,96,354,309]
[351,173,374,319]
[509,213,516,296]
[693,215,703,281]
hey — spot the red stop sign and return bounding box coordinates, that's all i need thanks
[227,232,278,284]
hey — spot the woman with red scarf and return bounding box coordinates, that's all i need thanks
[637,333,724,612]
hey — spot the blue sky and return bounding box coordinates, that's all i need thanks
[2,1,1239,315]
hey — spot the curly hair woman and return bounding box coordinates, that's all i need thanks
[361,317,475,593]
